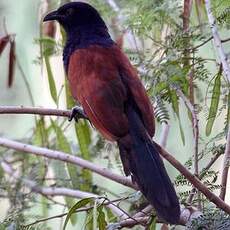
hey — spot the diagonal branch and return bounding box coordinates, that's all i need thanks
[0,161,128,219]
[157,143,230,214]
[1,135,230,215]
[0,137,136,190]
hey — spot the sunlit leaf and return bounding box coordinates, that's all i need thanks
[170,89,185,145]
[51,120,79,189]
[41,196,49,218]
[44,55,58,103]
[33,118,48,146]
[93,200,98,230]
[39,37,57,56]
[206,72,221,136]
[148,216,157,230]
[63,197,94,230]
[98,205,107,230]
[75,120,92,191]
[65,78,76,108]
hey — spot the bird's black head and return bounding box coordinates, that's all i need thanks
[43,2,114,71]
[43,2,107,33]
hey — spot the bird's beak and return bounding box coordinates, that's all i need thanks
[43,10,60,22]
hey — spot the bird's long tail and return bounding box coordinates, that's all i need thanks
[118,106,180,224]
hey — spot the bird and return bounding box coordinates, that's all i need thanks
[43,2,180,224]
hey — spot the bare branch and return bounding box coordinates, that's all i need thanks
[159,122,170,148]
[0,105,87,119]
[0,161,128,219]
[1,106,230,215]
[219,129,230,200]
[157,143,230,214]
[188,149,222,203]
[173,85,201,212]
[204,0,230,83]
[172,86,199,177]
[0,137,136,190]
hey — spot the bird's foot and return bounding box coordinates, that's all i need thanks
[69,106,88,122]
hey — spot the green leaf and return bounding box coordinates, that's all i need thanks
[44,55,58,104]
[41,196,49,218]
[38,37,56,56]
[85,208,94,230]
[93,200,98,230]
[154,81,168,95]
[51,159,77,225]
[65,78,76,108]
[206,73,221,136]
[33,118,48,146]
[97,206,107,230]
[105,207,117,222]
[63,197,94,230]
[75,120,92,191]
[0,166,3,182]
[148,216,157,230]
[51,120,79,189]
[170,89,185,145]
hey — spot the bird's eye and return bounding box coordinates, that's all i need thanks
[65,8,75,16]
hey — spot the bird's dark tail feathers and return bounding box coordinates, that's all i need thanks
[118,106,180,224]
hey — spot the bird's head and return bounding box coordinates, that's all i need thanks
[43,2,107,34]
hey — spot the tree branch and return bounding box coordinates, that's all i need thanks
[0,161,128,219]
[204,0,230,83]
[0,137,136,190]
[157,144,230,214]
[1,106,230,215]
[0,105,87,119]
[219,129,230,200]
[171,85,200,205]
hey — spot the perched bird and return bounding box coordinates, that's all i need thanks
[44,2,180,223]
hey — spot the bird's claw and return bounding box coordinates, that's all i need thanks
[69,106,87,122]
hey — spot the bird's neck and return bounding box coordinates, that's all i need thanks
[63,26,114,71]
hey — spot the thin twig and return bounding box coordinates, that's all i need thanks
[187,150,222,203]
[177,84,201,207]
[190,36,230,51]
[172,86,199,178]
[156,143,230,214]
[159,122,170,148]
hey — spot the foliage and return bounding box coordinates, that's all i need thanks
[186,209,230,230]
